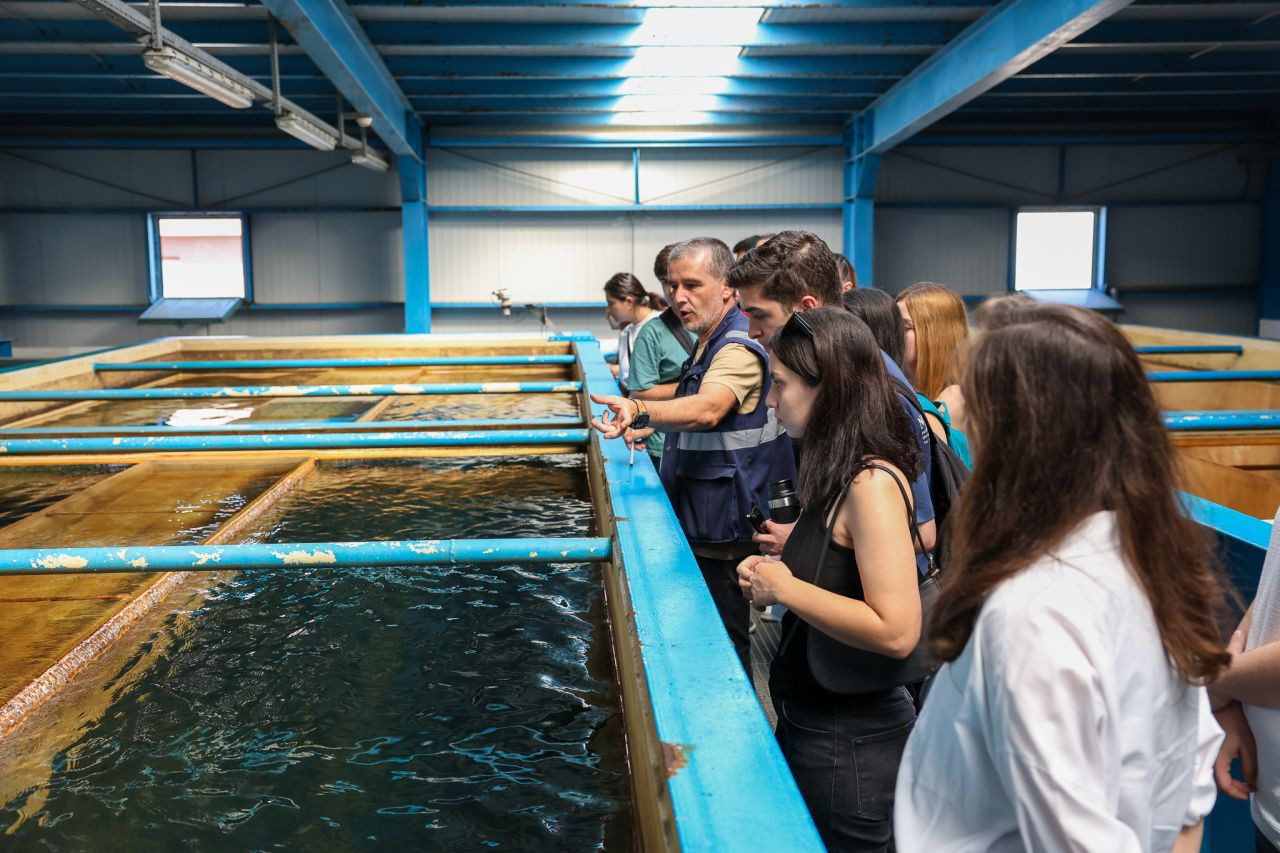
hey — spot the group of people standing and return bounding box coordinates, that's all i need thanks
[590,231,1271,852]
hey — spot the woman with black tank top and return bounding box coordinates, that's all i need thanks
[737,307,924,852]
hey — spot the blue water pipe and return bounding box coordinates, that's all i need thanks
[1164,410,1280,430]
[0,417,583,437]
[0,537,613,575]
[1147,371,1280,383]
[0,381,583,401]
[1134,345,1244,355]
[94,355,578,371]
[0,428,589,455]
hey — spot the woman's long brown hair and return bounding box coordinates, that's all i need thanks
[897,282,968,400]
[930,303,1231,684]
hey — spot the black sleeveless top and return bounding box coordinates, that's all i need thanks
[768,502,875,703]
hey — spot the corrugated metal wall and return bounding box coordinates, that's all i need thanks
[425,146,842,304]
[0,141,1266,348]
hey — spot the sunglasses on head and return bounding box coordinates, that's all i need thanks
[781,310,815,340]
[778,310,821,383]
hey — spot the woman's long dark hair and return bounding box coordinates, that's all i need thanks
[930,303,1231,683]
[604,272,666,310]
[771,307,921,512]
[843,287,907,368]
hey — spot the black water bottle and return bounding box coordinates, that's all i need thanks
[767,479,800,525]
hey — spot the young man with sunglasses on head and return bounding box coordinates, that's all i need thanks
[590,236,796,676]
[729,231,937,564]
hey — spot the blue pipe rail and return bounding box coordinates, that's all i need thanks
[0,537,612,576]
[94,356,578,371]
[0,429,588,455]
[1147,371,1280,383]
[1134,345,1244,356]
[1165,411,1280,431]
[0,417,583,437]
[0,381,583,401]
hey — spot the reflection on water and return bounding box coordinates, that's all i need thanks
[0,466,127,529]
[382,394,581,422]
[0,456,630,850]
[22,398,376,428]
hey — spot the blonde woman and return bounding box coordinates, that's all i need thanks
[896,283,968,431]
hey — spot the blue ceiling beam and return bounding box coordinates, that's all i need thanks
[257,0,422,160]
[405,96,863,113]
[854,0,1136,157]
[8,16,1280,50]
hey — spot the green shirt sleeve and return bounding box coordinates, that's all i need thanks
[628,320,665,392]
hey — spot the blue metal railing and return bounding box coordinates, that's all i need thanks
[1165,411,1280,431]
[575,336,824,852]
[0,538,612,575]
[1135,345,1244,356]
[0,381,582,401]
[1148,371,1280,383]
[94,355,578,371]
[0,429,588,455]
[0,417,583,437]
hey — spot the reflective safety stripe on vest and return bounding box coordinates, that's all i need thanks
[660,305,796,546]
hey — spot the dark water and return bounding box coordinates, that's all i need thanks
[0,456,631,850]
[0,466,127,529]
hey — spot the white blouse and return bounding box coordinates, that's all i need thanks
[895,511,1223,853]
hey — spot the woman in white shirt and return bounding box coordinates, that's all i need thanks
[894,303,1231,852]
[602,272,665,393]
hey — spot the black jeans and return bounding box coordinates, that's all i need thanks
[1260,826,1279,853]
[693,553,751,675]
[773,686,916,853]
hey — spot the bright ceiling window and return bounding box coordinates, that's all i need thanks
[616,8,762,125]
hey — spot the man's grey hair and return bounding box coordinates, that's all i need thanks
[668,237,734,283]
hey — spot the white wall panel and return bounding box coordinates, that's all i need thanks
[196,150,399,208]
[426,148,634,206]
[428,213,633,303]
[0,150,192,208]
[1119,295,1256,337]
[0,214,145,306]
[875,208,1009,296]
[1105,205,1259,290]
[1064,145,1259,203]
[251,212,402,303]
[637,147,841,205]
[878,146,1059,204]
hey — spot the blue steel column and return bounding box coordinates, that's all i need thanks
[1260,158,1280,339]
[400,132,431,333]
[842,117,881,287]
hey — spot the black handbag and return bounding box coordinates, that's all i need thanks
[782,461,940,697]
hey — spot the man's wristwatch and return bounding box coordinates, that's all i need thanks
[631,398,651,430]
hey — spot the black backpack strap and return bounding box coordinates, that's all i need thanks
[660,308,695,356]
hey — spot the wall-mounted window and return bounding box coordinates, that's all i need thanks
[1013,207,1105,292]
[147,213,252,302]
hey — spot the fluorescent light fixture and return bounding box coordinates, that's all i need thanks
[625,46,742,77]
[351,148,389,172]
[611,111,711,126]
[143,47,254,110]
[628,7,764,46]
[275,111,339,151]
[618,76,731,95]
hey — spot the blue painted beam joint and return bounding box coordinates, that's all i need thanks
[1164,410,1280,431]
[1147,371,1280,383]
